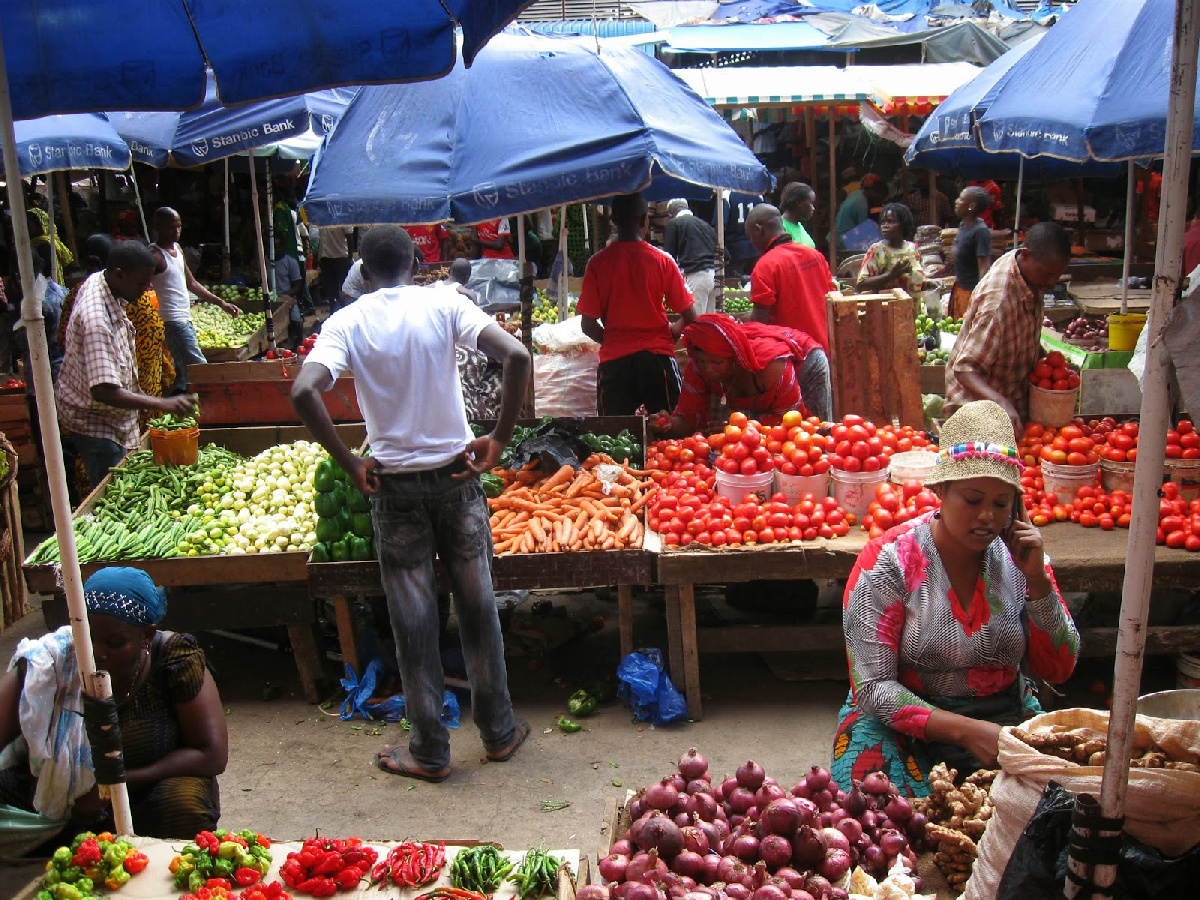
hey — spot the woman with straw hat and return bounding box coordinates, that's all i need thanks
[831,401,1079,796]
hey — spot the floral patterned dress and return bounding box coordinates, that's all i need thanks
[832,511,1079,796]
[856,240,926,296]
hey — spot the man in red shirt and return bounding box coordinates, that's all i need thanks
[746,204,835,353]
[474,219,514,259]
[406,224,447,265]
[579,193,697,415]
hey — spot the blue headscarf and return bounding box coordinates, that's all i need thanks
[83,567,167,627]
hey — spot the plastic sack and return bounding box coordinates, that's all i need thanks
[616,648,689,725]
[534,353,598,418]
[964,708,1200,900]
[465,258,522,312]
[0,802,67,858]
[339,659,461,728]
[533,316,599,355]
[997,781,1200,900]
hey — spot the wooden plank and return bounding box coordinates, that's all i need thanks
[861,298,888,423]
[678,583,701,721]
[698,624,844,654]
[664,586,684,694]
[333,594,362,675]
[1078,625,1200,657]
[617,584,634,661]
[920,364,946,396]
[887,293,924,427]
[599,797,619,877]
[286,622,326,703]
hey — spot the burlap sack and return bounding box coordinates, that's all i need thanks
[962,708,1200,900]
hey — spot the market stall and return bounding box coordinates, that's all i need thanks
[189,361,361,427]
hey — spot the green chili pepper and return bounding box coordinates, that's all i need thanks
[557,715,582,733]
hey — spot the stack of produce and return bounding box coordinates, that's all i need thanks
[1011,720,1200,771]
[1027,350,1081,393]
[582,428,644,467]
[38,831,150,900]
[281,836,377,895]
[170,829,273,895]
[369,841,445,890]
[723,294,753,315]
[914,314,947,366]
[310,456,376,563]
[1058,315,1109,349]
[826,417,931,474]
[206,285,265,305]
[600,749,931,900]
[192,303,266,349]
[533,288,576,324]
[859,480,941,538]
[912,764,995,895]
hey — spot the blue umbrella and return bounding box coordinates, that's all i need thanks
[301,31,772,226]
[3,113,131,176]
[106,73,357,167]
[0,1,539,120]
[975,0,1193,163]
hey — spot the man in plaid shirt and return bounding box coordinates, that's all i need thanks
[945,222,1071,435]
[57,241,196,485]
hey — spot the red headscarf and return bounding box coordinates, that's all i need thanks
[682,313,818,373]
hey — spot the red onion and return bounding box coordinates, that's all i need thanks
[862,844,884,874]
[792,893,815,900]
[713,819,731,841]
[729,814,745,830]
[879,830,908,858]
[878,818,896,833]
[679,748,709,781]
[685,891,717,900]
[613,882,633,900]
[693,819,719,850]
[791,826,825,867]
[828,808,847,825]
[716,856,748,885]
[811,789,833,813]
[760,798,802,837]
[885,794,913,823]
[637,815,684,859]
[729,833,760,863]
[750,861,769,889]
[803,874,832,900]
[672,795,697,817]
[817,813,834,829]
[750,885,788,900]
[835,818,862,844]
[610,839,633,857]
[790,780,812,800]
[728,787,756,815]
[692,792,719,823]
[860,771,891,795]
[629,798,648,822]
[718,776,739,801]
[680,826,710,856]
[842,785,868,818]
[579,886,611,900]
[647,778,682,811]
[804,765,831,793]
[817,849,850,883]
[793,798,818,827]
[724,884,750,900]
[745,807,759,823]
[626,884,662,900]
[677,879,698,893]
[687,779,711,795]
[818,828,849,857]
[758,835,792,871]
[906,812,928,843]
[736,760,766,791]
[672,851,705,879]
[859,810,878,830]
[773,868,804,890]
[755,780,786,810]
[627,851,668,883]
[599,854,630,882]
[830,890,848,900]
[699,854,720,884]
[666,773,687,793]
[673,813,691,829]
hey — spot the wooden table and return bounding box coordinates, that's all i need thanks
[190,360,361,426]
[655,527,1200,720]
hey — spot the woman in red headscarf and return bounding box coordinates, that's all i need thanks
[649,313,829,437]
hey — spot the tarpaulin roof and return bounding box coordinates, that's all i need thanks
[708,0,1029,19]
[3,114,131,176]
[664,21,834,51]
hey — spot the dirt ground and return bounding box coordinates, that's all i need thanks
[0,581,1179,896]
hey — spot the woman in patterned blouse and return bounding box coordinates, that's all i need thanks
[833,400,1079,796]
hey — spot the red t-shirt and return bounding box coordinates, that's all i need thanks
[475,219,513,259]
[750,239,834,353]
[577,240,694,364]
[406,225,447,264]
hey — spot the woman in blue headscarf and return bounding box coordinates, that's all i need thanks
[0,568,227,848]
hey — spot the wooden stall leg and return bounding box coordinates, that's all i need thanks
[617,584,634,660]
[678,583,702,721]
[664,586,684,691]
[287,623,325,703]
[333,593,362,676]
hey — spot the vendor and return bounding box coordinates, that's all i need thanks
[832,401,1078,796]
[855,203,926,296]
[0,567,228,844]
[945,222,1071,435]
[779,182,817,249]
[650,313,829,435]
[949,186,994,318]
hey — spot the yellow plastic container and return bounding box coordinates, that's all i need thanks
[1107,313,1147,351]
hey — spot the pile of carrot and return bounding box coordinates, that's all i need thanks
[487,455,653,554]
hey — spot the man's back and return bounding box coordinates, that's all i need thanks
[664,214,716,274]
[751,241,833,352]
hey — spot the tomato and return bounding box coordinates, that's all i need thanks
[781,410,803,429]
[741,427,761,448]
[724,424,743,442]
[1079,511,1098,528]
[1045,350,1066,368]
[1166,529,1188,549]
[1033,360,1054,380]
[1178,420,1195,435]
[728,412,749,429]
[1187,534,1200,552]
[1166,444,1184,459]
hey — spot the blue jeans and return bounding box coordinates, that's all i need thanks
[69,433,127,488]
[798,349,832,422]
[162,320,207,393]
[371,473,518,770]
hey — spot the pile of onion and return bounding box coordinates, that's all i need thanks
[595,749,927,900]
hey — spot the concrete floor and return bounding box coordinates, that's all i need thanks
[0,582,1179,896]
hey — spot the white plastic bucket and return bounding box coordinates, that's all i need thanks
[888,450,940,486]
[1176,652,1200,690]
[831,468,889,519]
[775,471,830,505]
[1165,458,1200,502]
[1099,458,1137,494]
[1041,460,1099,506]
[1028,384,1079,428]
[715,468,775,504]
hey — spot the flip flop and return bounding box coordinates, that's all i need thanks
[374,745,450,783]
[486,719,531,762]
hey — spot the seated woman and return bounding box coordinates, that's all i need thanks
[856,202,927,296]
[832,401,1078,796]
[0,568,228,846]
[649,313,830,436]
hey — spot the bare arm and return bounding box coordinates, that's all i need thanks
[924,709,1003,769]
[671,303,699,340]
[184,265,240,316]
[91,384,195,416]
[977,255,992,280]
[463,324,532,476]
[580,315,604,345]
[291,363,379,496]
[953,367,1022,434]
[124,670,228,788]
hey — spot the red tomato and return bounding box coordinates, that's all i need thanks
[1166,530,1188,549]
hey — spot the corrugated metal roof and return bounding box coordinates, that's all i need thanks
[523,19,656,37]
[518,0,644,21]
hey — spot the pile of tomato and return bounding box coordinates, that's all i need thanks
[1019,421,1102,468]
[859,480,941,538]
[1028,350,1082,391]
[1166,420,1200,460]
[1157,481,1200,550]
[710,418,778,476]
[645,434,716,484]
[826,415,930,473]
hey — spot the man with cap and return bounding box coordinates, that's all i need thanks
[833,400,1079,796]
[663,199,719,316]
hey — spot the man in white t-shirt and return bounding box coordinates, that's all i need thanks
[292,225,532,782]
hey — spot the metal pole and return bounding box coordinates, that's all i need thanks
[0,21,134,836]
[223,158,231,257]
[46,175,58,283]
[246,151,276,351]
[1121,160,1136,314]
[557,204,569,321]
[715,188,726,312]
[128,165,149,240]
[1093,0,1200,894]
[1013,156,1025,249]
[517,225,534,416]
[828,113,837,272]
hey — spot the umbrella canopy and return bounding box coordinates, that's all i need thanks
[106,73,356,167]
[301,30,772,226]
[0,0,538,120]
[975,0,1197,162]
[2,113,131,175]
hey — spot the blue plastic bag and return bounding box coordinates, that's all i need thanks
[616,648,688,725]
[339,659,461,727]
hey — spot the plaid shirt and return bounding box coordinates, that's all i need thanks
[56,272,141,449]
[945,250,1043,420]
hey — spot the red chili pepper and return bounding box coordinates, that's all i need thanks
[207,878,234,891]
[124,852,149,874]
[197,831,221,854]
[335,868,362,891]
[235,867,262,886]
[313,851,343,876]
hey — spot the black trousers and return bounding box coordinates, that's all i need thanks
[597,350,681,416]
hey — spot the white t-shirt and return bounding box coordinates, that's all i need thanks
[341,259,367,300]
[304,282,494,469]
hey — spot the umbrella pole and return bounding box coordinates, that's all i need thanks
[0,22,135,837]
[1121,160,1136,315]
[246,152,276,352]
[46,176,58,283]
[224,158,231,258]
[55,172,79,264]
[927,169,937,227]
[557,204,569,321]
[517,225,534,416]
[128,165,149,240]
[1090,0,1200,894]
[828,114,837,272]
[1013,156,1025,249]
[715,188,726,312]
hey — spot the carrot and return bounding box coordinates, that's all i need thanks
[539,464,576,492]
[629,491,653,514]
[616,512,637,542]
[563,471,595,499]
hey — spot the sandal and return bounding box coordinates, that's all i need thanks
[486,720,531,762]
[374,745,450,783]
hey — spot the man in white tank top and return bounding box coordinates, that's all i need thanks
[151,207,241,393]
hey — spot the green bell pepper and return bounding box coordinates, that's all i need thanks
[347,489,371,513]
[557,715,582,733]
[310,543,330,563]
[314,457,339,493]
[567,690,597,717]
[315,517,343,545]
[349,535,374,560]
[350,512,374,539]
[313,490,341,519]
[329,539,350,562]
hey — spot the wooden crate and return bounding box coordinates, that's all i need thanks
[0,389,38,466]
[825,288,923,427]
[0,438,26,629]
[920,364,946,396]
[190,360,362,426]
[201,295,295,362]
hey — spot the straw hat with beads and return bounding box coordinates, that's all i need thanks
[924,400,1023,491]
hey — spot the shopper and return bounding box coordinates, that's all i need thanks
[151,207,240,394]
[833,400,1078,796]
[578,192,697,416]
[474,219,513,259]
[779,181,817,249]
[315,224,353,308]
[949,186,994,318]
[856,203,926,296]
[662,199,719,315]
[292,225,531,782]
[945,222,1072,435]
